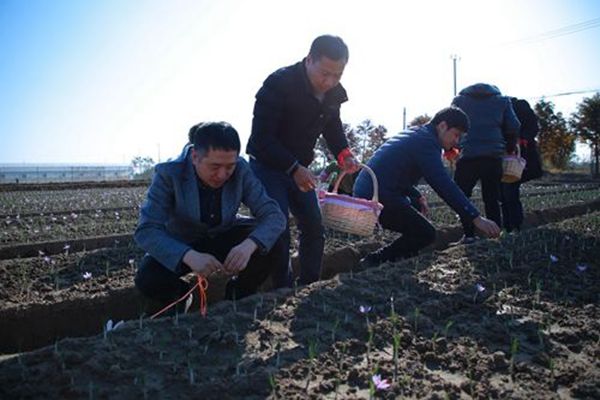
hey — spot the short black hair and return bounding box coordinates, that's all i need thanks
[309,35,349,62]
[431,106,470,132]
[188,121,240,155]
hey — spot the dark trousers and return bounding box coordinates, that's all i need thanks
[375,202,436,261]
[134,224,285,306]
[454,157,503,237]
[250,160,325,288]
[500,182,523,232]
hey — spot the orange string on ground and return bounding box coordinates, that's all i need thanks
[150,275,209,319]
[197,275,208,317]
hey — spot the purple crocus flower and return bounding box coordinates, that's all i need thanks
[475,283,486,293]
[372,374,391,390]
[359,305,372,314]
[576,264,588,274]
[549,255,558,263]
[83,272,92,280]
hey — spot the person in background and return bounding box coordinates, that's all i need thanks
[134,122,286,310]
[319,158,357,195]
[247,35,359,288]
[354,107,501,267]
[451,83,521,244]
[501,97,542,232]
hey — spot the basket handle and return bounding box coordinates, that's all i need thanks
[510,144,521,157]
[332,163,379,203]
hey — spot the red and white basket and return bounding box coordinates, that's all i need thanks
[318,164,383,236]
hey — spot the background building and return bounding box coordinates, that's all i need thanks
[0,164,133,184]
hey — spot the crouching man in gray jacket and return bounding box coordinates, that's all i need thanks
[134,122,286,309]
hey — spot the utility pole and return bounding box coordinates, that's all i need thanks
[403,107,407,130]
[157,143,161,163]
[450,54,460,96]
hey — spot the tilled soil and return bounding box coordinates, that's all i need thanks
[1,200,599,355]
[0,212,598,399]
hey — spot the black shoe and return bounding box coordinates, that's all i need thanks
[450,235,478,246]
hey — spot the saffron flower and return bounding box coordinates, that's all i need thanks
[549,255,558,263]
[359,305,372,314]
[576,264,588,274]
[475,283,486,293]
[372,374,391,390]
[63,244,71,251]
[83,272,92,280]
[105,319,124,332]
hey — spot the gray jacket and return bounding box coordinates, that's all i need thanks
[452,83,521,159]
[134,145,286,273]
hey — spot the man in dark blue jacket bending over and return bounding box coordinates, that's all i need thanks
[354,107,501,267]
[247,35,359,288]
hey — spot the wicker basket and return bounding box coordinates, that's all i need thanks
[502,146,527,183]
[319,164,383,236]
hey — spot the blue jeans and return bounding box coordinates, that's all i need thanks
[500,182,523,231]
[250,160,325,288]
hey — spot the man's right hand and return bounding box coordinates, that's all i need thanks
[473,216,501,238]
[182,249,223,276]
[293,165,317,192]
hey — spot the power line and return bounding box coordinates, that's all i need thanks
[499,17,600,47]
[526,88,600,100]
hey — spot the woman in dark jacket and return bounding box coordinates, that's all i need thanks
[501,97,542,232]
[451,83,521,242]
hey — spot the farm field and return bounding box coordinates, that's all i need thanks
[0,178,598,399]
[0,207,598,399]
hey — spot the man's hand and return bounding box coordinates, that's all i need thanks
[183,249,223,276]
[224,238,258,275]
[443,148,460,161]
[417,196,429,216]
[473,216,501,238]
[340,154,360,174]
[293,165,318,192]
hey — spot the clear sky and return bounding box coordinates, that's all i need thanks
[1,0,599,164]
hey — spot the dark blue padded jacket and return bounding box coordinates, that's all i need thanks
[452,83,521,159]
[353,124,480,223]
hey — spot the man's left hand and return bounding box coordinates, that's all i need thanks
[341,154,360,173]
[224,238,258,275]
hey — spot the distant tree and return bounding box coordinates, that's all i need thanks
[534,99,576,169]
[313,123,356,171]
[131,156,155,179]
[409,114,431,128]
[570,93,600,177]
[355,119,387,163]
[311,120,387,172]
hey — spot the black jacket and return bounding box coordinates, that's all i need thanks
[511,98,543,182]
[511,98,539,142]
[247,60,349,172]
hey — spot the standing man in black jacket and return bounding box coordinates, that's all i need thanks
[247,35,359,288]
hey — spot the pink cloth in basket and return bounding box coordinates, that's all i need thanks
[318,191,383,212]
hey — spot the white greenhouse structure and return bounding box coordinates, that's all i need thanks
[0,164,133,184]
